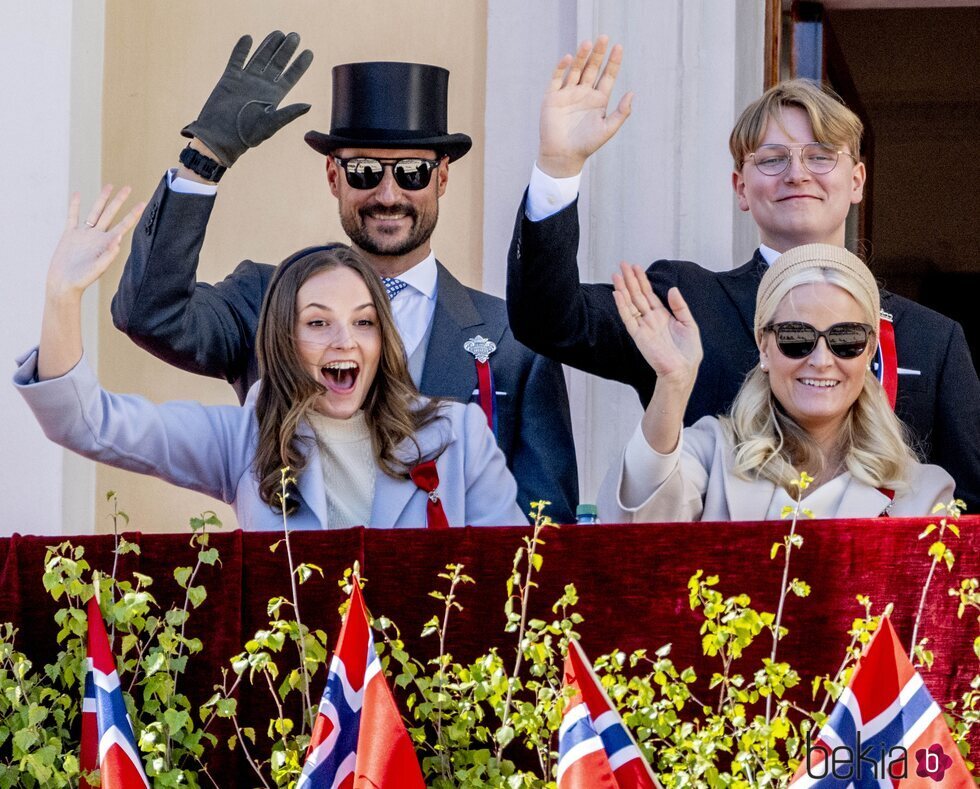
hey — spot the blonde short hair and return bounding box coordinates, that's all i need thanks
[721,244,917,494]
[729,79,863,171]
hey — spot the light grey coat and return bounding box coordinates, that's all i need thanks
[598,416,956,523]
[14,349,528,531]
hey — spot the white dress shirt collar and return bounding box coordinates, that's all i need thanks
[758,244,780,266]
[394,251,438,299]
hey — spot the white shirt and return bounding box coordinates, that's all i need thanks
[167,171,439,357]
[383,253,438,358]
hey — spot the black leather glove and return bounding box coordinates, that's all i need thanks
[181,31,314,168]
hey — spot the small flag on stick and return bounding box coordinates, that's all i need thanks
[80,582,149,789]
[557,638,662,789]
[298,581,424,788]
[790,615,974,787]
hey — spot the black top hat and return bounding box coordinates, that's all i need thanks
[305,62,472,162]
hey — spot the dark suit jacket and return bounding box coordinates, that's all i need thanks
[507,195,980,513]
[111,176,578,523]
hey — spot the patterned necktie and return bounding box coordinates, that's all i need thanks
[382,277,409,301]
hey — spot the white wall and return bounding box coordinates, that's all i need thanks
[483,0,764,505]
[1,1,104,535]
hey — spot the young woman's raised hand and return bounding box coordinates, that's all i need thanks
[46,186,144,299]
[38,186,144,381]
[612,262,703,390]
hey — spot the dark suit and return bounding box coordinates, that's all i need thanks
[507,196,980,513]
[111,176,578,523]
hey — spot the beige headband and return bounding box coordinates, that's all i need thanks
[755,244,880,337]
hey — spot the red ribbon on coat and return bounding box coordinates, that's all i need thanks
[475,360,498,436]
[874,313,898,410]
[410,460,449,530]
[877,487,895,517]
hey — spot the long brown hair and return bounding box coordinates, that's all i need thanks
[253,244,444,511]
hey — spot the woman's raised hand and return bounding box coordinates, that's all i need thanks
[612,262,703,389]
[46,186,144,299]
[37,186,144,380]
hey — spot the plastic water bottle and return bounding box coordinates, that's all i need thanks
[575,504,599,525]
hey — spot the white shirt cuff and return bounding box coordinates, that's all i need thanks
[166,168,218,196]
[620,422,682,508]
[524,163,581,221]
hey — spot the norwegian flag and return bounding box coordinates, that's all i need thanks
[557,638,661,789]
[298,582,424,788]
[791,616,973,787]
[79,596,149,789]
[80,669,97,789]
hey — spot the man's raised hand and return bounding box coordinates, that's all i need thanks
[181,31,314,168]
[537,36,633,178]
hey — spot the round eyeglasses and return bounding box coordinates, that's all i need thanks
[746,143,857,176]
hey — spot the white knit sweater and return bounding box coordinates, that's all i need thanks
[307,410,376,528]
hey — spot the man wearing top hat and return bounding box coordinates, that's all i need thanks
[111,30,578,523]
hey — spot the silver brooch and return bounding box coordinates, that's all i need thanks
[464,335,497,364]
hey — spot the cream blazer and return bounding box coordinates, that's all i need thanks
[598,417,956,523]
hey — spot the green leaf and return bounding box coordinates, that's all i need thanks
[13,727,38,752]
[173,566,192,588]
[495,725,515,748]
[163,708,191,733]
[918,523,937,539]
[197,548,219,566]
[117,538,141,556]
[187,586,207,608]
[144,651,167,676]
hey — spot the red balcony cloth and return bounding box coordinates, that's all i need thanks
[2,516,977,779]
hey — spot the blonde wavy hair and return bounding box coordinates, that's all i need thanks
[729,79,863,171]
[720,255,916,493]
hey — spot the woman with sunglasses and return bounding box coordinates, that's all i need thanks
[598,244,954,522]
[15,188,527,530]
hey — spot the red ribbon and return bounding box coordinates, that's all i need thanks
[877,315,898,410]
[410,460,449,529]
[475,359,497,435]
[877,487,895,517]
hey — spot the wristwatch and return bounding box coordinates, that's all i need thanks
[179,144,227,183]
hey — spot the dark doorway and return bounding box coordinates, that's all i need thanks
[827,5,980,369]
[775,3,980,369]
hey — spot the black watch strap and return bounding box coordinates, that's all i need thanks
[179,145,227,183]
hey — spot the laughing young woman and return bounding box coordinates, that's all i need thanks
[598,244,955,522]
[15,187,526,530]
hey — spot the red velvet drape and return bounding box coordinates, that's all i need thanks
[3,517,977,781]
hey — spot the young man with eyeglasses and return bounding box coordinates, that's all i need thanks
[112,32,579,524]
[506,37,979,512]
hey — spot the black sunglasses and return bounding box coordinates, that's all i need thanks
[332,156,442,191]
[764,321,875,359]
